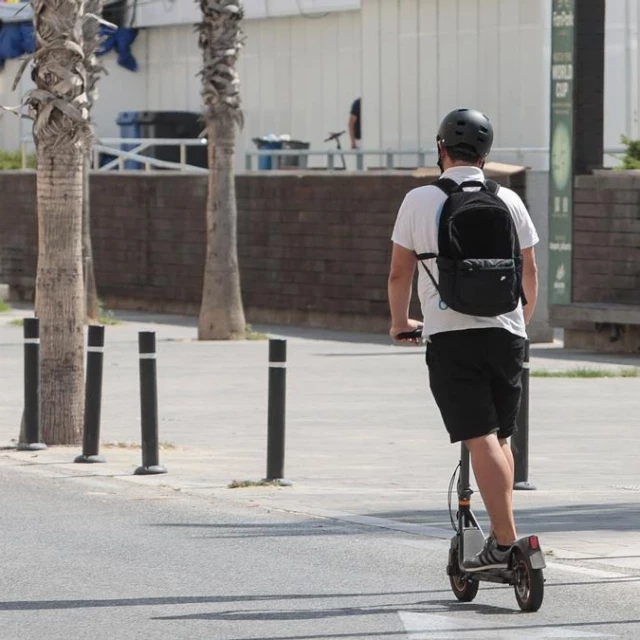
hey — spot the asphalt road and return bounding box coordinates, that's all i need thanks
[2,460,640,640]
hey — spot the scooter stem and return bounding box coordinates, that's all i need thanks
[458,442,473,503]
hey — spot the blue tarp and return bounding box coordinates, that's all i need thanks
[0,22,138,72]
[0,22,33,64]
[96,25,138,72]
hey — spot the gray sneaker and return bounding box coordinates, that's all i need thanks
[463,535,511,572]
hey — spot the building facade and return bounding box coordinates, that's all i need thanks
[0,0,635,170]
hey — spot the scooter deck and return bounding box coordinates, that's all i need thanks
[460,527,485,565]
[454,528,546,582]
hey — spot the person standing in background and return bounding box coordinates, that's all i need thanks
[348,97,361,149]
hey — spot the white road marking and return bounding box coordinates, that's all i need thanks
[545,561,629,579]
[398,612,617,639]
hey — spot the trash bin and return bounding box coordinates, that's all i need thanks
[280,140,310,169]
[253,136,283,170]
[116,111,143,169]
[116,111,208,170]
[137,111,208,169]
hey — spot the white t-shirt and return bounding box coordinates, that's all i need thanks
[391,166,539,339]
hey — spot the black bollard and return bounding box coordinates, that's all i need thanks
[18,318,46,451]
[75,325,106,463]
[134,331,167,475]
[512,340,536,490]
[265,339,291,485]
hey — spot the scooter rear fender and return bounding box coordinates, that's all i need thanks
[512,535,546,570]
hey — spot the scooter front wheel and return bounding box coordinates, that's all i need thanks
[448,548,479,602]
[512,548,544,612]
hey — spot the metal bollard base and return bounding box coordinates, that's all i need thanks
[17,442,47,451]
[262,477,293,487]
[74,454,106,464]
[514,481,537,491]
[134,464,167,476]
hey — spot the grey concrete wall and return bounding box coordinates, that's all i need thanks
[526,170,555,343]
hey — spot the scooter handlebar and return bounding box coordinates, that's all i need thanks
[324,130,346,142]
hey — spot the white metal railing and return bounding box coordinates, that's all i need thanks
[244,146,546,171]
[19,137,626,173]
[94,138,209,172]
[20,137,209,173]
[244,146,627,171]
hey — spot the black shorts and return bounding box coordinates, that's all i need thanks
[426,328,525,444]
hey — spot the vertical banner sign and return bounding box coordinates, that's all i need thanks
[549,0,575,305]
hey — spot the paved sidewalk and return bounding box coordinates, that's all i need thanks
[1,304,639,576]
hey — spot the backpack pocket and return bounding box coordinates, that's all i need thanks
[437,257,522,317]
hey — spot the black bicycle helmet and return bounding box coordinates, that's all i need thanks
[436,108,494,158]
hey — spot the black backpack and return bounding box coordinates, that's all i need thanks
[416,178,526,317]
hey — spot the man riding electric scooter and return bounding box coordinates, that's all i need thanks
[388,109,540,579]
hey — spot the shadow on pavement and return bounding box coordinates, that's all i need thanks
[151,597,517,623]
[151,595,640,639]
[149,521,367,539]
[0,589,442,612]
[96,310,392,346]
[366,502,640,534]
[147,501,640,540]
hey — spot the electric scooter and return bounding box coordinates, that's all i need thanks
[393,329,545,611]
[446,442,546,612]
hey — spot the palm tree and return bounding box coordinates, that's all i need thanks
[197,0,246,340]
[82,0,105,323]
[27,0,90,443]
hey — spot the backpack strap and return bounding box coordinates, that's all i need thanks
[415,254,440,294]
[485,179,500,194]
[415,178,459,268]
[432,177,459,195]
[415,178,458,261]
[458,180,488,191]
[435,178,500,194]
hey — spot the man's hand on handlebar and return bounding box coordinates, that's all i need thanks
[390,319,424,345]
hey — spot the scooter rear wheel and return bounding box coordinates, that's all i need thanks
[512,547,544,612]
[448,548,479,602]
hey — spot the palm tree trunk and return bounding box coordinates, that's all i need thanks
[198,119,246,339]
[28,0,89,444]
[197,0,246,340]
[83,150,100,322]
[36,151,85,444]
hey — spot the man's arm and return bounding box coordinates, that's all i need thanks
[522,247,538,325]
[348,115,358,149]
[388,243,422,341]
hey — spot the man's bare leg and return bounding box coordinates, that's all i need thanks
[465,433,517,546]
[499,437,515,486]
[487,438,516,540]
[488,438,515,531]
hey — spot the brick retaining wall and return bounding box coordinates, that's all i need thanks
[551,172,640,352]
[573,173,640,305]
[0,166,526,332]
